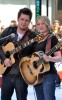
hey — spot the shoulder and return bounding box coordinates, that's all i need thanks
[26,29,36,39]
[7,25,17,33]
[0,25,17,37]
[51,35,58,47]
[3,25,17,32]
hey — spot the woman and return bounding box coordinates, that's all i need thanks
[34,16,61,100]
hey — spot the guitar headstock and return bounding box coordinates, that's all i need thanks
[34,33,50,43]
[35,34,45,42]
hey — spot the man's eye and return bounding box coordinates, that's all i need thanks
[26,20,29,22]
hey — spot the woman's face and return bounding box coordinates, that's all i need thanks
[36,18,49,35]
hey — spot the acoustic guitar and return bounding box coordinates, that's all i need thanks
[19,41,62,85]
[0,33,49,75]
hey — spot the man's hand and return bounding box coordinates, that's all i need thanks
[4,58,12,67]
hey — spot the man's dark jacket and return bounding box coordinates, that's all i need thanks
[0,25,35,75]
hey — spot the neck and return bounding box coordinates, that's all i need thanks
[17,27,28,35]
[42,31,49,36]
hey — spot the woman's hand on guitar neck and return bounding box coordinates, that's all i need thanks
[4,58,12,67]
[43,54,50,62]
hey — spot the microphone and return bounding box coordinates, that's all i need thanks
[0,33,15,44]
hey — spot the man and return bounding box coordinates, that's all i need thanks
[52,20,60,34]
[0,7,34,100]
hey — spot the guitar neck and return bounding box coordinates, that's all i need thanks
[37,45,60,66]
[46,46,58,56]
[10,38,35,55]
[10,33,54,55]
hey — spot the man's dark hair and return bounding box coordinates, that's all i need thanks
[17,7,32,21]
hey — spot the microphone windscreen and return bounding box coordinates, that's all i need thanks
[11,33,15,38]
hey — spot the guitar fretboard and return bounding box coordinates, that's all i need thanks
[36,45,59,66]
[10,33,54,56]
[10,38,34,55]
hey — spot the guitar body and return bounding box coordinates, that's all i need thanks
[19,41,62,85]
[0,60,7,75]
[0,42,15,74]
[19,52,50,85]
[3,42,15,63]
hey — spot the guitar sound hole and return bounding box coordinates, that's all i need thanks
[6,51,10,58]
[33,61,37,69]
[14,53,19,59]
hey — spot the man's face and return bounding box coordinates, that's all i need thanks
[53,22,59,29]
[18,13,30,30]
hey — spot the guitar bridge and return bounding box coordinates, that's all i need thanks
[40,64,44,72]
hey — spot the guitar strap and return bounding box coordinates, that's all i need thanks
[45,36,51,53]
[19,29,32,43]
